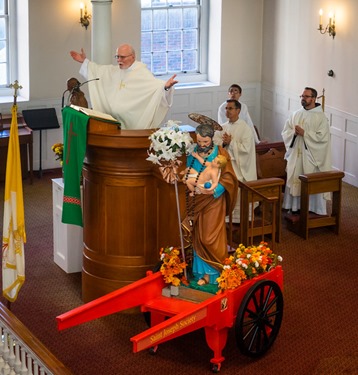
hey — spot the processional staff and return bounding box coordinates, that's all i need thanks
[9,80,23,106]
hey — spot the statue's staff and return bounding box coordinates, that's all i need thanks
[9,80,22,106]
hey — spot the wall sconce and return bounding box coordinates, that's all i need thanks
[80,2,91,30]
[318,9,336,39]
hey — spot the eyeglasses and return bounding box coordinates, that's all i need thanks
[225,107,238,110]
[114,54,133,59]
[300,95,313,99]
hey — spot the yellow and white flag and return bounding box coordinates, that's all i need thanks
[2,104,26,302]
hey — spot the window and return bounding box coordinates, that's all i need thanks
[0,0,9,87]
[141,0,208,82]
[0,0,19,98]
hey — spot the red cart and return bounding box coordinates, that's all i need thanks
[57,266,283,373]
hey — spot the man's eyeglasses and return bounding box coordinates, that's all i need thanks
[300,95,313,99]
[114,54,133,59]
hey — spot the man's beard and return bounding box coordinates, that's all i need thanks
[301,99,307,107]
[197,143,213,154]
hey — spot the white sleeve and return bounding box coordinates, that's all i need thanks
[79,58,90,80]
[163,87,174,107]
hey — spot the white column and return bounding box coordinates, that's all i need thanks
[91,0,113,64]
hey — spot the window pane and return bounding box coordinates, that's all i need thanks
[183,29,196,50]
[141,53,152,71]
[153,9,167,30]
[0,40,6,63]
[168,51,181,72]
[152,0,166,9]
[152,31,166,52]
[0,18,5,39]
[168,8,182,29]
[141,10,152,31]
[167,0,181,6]
[183,49,197,72]
[0,0,4,15]
[141,0,151,7]
[168,30,181,51]
[152,52,166,74]
[141,32,152,53]
[183,7,197,28]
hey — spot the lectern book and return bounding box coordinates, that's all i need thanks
[70,105,120,125]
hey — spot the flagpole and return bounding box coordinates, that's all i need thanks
[7,81,21,310]
[2,80,25,306]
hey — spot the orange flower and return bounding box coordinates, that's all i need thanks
[159,246,187,286]
[216,242,282,293]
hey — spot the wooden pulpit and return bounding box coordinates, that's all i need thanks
[82,118,187,302]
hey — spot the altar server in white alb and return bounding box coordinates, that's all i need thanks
[282,87,332,215]
[218,84,260,144]
[214,99,257,223]
[70,44,178,129]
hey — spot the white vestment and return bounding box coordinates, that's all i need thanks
[282,104,332,214]
[79,59,173,129]
[214,119,257,222]
[218,101,260,144]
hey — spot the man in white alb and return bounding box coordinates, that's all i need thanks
[282,87,332,215]
[70,44,178,129]
[218,84,260,144]
[214,99,257,223]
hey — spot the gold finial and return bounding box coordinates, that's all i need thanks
[9,80,23,105]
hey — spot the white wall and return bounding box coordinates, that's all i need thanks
[261,0,358,186]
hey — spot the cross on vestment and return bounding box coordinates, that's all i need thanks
[9,80,23,105]
[66,122,78,164]
[119,81,126,89]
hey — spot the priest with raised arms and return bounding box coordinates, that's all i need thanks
[70,44,178,129]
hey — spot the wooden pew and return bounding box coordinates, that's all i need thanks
[255,141,287,182]
[228,178,285,249]
[285,171,345,239]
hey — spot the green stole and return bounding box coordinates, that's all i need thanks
[61,106,89,226]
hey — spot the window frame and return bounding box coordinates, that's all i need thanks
[0,0,18,97]
[140,0,209,84]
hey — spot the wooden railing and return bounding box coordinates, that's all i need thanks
[0,303,72,375]
[236,178,285,250]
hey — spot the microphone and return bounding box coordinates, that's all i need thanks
[73,78,100,90]
[67,78,100,107]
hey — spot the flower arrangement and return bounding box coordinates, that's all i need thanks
[52,143,64,165]
[146,120,194,166]
[216,242,283,293]
[159,246,188,287]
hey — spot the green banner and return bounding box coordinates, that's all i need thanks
[61,106,89,226]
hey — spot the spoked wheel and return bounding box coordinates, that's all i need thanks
[235,279,283,357]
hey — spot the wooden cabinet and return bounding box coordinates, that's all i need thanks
[0,114,33,182]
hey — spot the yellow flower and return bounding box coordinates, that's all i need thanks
[52,142,64,165]
[216,242,282,293]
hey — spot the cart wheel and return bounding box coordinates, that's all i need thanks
[211,363,221,373]
[235,279,283,357]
